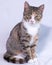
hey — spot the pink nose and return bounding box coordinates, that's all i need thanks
[31,20,34,23]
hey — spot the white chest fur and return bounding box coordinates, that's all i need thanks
[24,22,40,45]
[24,22,40,36]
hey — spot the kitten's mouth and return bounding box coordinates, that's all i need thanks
[30,22,34,25]
[31,21,34,24]
[29,21,36,25]
[29,22,36,26]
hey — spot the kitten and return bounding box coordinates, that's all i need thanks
[3,1,44,64]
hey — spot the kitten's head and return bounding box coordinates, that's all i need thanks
[23,1,44,24]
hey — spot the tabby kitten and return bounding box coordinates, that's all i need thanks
[3,1,44,64]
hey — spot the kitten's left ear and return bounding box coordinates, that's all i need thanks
[24,1,30,12]
[39,4,44,13]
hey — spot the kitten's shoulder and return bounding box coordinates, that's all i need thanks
[13,22,22,29]
[10,22,23,36]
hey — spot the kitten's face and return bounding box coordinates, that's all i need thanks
[23,1,44,25]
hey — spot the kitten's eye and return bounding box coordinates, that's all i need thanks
[23,13,31,20]
[35,16,39,21]
[35,15,42,21]
[29,16,31,19]
[26,16,29,19]
[26,15,31,19]
[36,16,40,19]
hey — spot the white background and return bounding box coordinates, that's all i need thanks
[0,0,52,65]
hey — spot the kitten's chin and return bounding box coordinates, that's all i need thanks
[28,21,36,25]
[28,21,36,26]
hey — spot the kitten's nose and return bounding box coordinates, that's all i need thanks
[31,20,34,23]
[31,20,34,22]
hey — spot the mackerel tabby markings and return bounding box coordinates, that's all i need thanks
[3,1,44,64]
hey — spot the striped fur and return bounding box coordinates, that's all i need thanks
[3,1,44,64]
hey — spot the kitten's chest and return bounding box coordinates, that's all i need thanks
[23,22,40,45]
[27,26,38,37]
[24,22,40,37]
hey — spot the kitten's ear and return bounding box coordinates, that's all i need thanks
[39,4,44,13]
[24,1,29,12]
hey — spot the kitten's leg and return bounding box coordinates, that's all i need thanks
[24,47,32,62]
[31,34,38,59]
[31,46,39,65]
[31,46,37,59]
[20,35,32,62]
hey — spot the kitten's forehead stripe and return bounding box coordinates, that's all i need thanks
[30,6,38,11]
[32,12,36,16]
[31,14,34,19]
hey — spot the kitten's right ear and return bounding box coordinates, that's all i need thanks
[24,1,29,12]
[39,4,44,13]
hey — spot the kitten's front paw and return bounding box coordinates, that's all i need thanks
[28,59,34,63]
[33,58,38,62]
[33,58,39,65]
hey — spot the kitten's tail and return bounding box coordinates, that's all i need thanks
[3,52,27,64]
